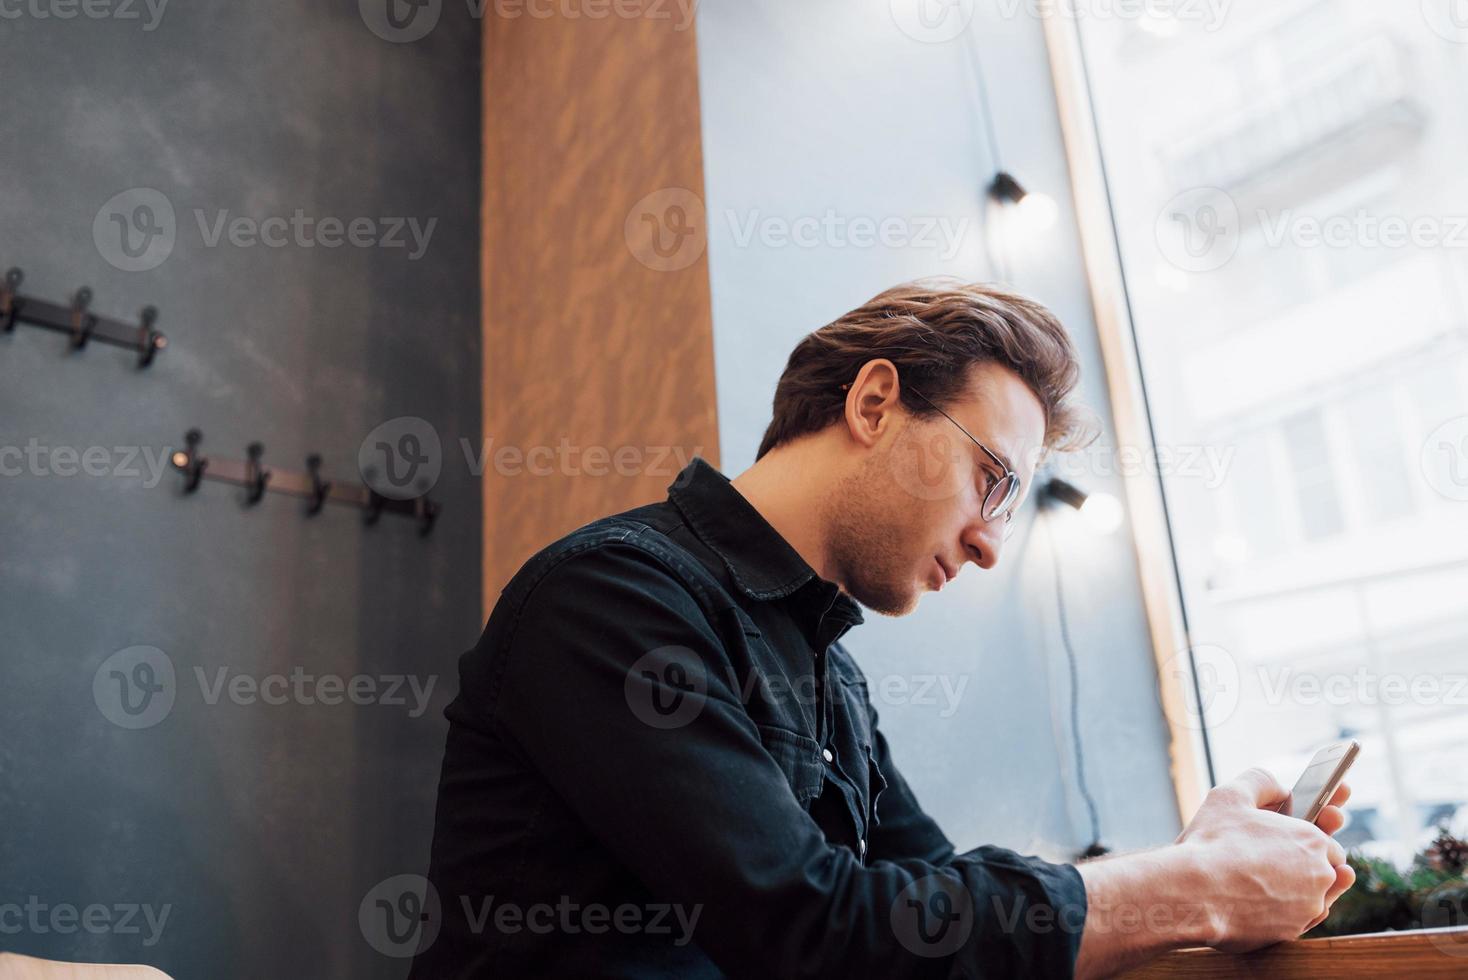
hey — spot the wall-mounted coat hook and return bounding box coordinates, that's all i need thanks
[364,490,385,527]
[69,287,95,350]
[0,266,166,367]
[305,454,331,515]
[137,306,162,368]
[413,496,440,537]
[1,268,22,333]
[173,429,208,493]
[244,442,270,505]
[169,429,438,534]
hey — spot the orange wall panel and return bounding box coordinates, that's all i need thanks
[481,10,720,612]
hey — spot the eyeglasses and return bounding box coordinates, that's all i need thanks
[838,380,1025,535]
[906,386,1023,537]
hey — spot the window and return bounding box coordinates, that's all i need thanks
[1344,386,1415,524]
[1070,0,1468,863]
[1281,409,1345,542]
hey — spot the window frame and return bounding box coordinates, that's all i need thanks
[1041,14,1214,823]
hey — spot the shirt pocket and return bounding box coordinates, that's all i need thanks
[756,724,824,808]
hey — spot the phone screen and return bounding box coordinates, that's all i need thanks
[1277,741,1358,820]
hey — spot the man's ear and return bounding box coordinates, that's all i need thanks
[843,358,902,449]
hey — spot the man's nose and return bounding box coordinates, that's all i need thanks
[961,519,1002,570]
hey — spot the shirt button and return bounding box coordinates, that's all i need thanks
[822,748,834,763]
[859,838,867,857]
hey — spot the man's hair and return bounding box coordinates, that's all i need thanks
[756,279,1094,460]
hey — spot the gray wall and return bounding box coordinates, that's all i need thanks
[0,3,480,978]
[695,0,1182,858]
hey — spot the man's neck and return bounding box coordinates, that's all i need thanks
[730,446,836,584]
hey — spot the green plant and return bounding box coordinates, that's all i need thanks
[1307,828,1468,938]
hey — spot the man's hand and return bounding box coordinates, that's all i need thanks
[1074,768,1354,979]
[1176,767,1355,951]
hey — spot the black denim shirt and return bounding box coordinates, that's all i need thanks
[411,459,1086,978]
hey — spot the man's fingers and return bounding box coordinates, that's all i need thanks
[1227,767,1289,808]
[1303,864,1356,934]
[1325,837,1347,868]
[1315,804,1347,837]
[1326,862,1356,905]
[1327,782,1351,807]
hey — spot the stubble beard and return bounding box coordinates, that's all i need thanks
[822,456,923,617]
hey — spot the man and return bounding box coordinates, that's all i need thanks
[410,281,1354,978]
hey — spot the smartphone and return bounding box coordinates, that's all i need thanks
[1275,740,1360,823]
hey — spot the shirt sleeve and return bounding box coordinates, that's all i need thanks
[477,540,1089,978]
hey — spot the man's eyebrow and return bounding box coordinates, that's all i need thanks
[980,442,1015,474]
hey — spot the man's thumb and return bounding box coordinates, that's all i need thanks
[1226,767,1289,809]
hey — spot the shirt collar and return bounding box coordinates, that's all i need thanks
[667,460,864,636]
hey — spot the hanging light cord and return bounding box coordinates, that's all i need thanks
[1046,511,1106,857]
[966,29,1005,174]
[961,23,1014,284]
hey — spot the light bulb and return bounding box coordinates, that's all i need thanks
[1079,492,1124,534]
[1013,191,1058,233]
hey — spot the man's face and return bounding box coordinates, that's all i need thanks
[824,362,1046,616]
